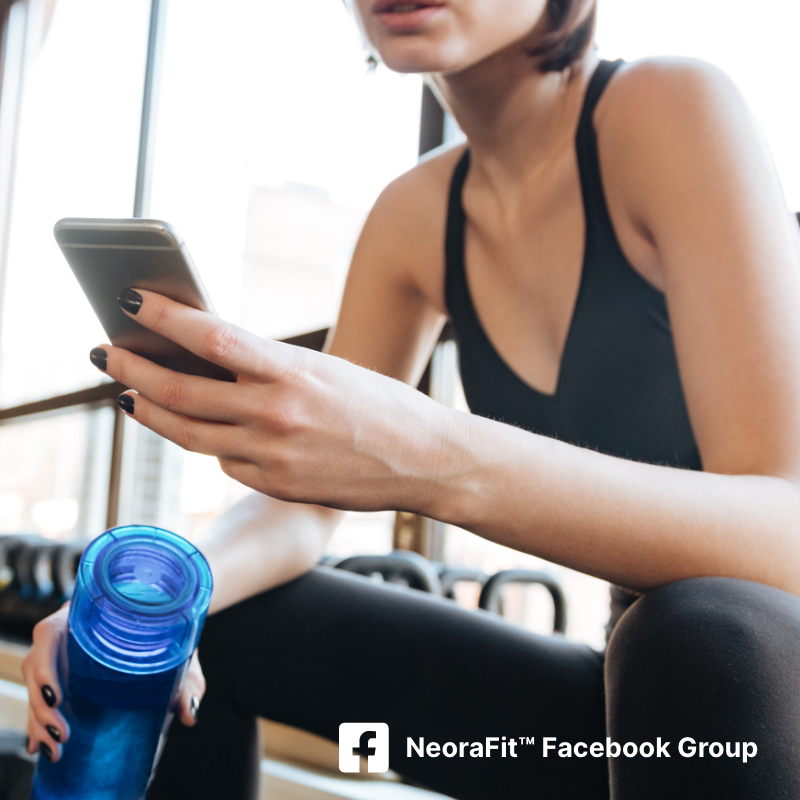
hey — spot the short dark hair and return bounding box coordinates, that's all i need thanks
[529,0,597,72]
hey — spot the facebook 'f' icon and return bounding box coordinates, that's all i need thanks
[339,723,390,773]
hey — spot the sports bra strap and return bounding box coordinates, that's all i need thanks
[577,59,625,135]
[576,59,625,249]
[444,148,471,323]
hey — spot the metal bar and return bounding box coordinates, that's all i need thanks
[110,0,168,529]
[105,405,126,529]
[0,381,125,423]
[0,329,334,424]
[0,322,452,424]
[133,0,167,218]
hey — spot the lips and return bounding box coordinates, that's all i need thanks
[373,1,443,13]
[373,1,445,32]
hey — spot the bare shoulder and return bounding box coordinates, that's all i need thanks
[380,138,466,216]
[597,56,745,129]
[595,55,755,174]
[593,56,776,241]
[353,141,467,313]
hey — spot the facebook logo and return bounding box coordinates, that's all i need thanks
[339,723,390,773]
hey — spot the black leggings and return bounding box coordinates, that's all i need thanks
[147,569,800,799]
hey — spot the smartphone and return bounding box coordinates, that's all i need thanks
[54,218,236,382]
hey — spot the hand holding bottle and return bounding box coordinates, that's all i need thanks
[23,611,206,763]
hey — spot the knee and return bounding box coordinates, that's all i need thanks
[606,577,800,709]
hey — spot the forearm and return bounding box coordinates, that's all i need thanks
[195,492,341,614]
[433,410,800,596]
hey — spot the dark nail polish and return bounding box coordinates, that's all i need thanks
[46,725,61,743]
[190,696,199,721]
[41,685,56,708]
[117,288,143,315]
[89,347,107,371]
[40,742,54,762]
[118,394,134,415]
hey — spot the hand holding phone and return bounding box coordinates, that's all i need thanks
[54,217,236,382]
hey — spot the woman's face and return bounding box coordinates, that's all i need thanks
[347,0,550,75]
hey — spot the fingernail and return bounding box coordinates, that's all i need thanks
[190,696,199,721]
[118,394,135,415]
[117,288,143,315]
[89,347,107,371]
[46,725,61,743]
[40,742,54,762]
[41,685,56,708]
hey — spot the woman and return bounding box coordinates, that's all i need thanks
[22,0,800,798]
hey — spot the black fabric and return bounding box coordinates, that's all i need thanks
[606,578,800,799]
[148,570,800,799]
[445,60,701,470]
[148,568,607,800]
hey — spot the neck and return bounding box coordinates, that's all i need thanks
[431,49,597,188]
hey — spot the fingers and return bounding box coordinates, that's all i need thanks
[117,390,251,459]
[27,710,64,762]
[22,609,71,760]
[177,650,206,727]
[96,343,245,423]
[118,289,296,379]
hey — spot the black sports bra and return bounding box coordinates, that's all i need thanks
[445,59,701,472]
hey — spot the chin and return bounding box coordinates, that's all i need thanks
[374,39,461,74]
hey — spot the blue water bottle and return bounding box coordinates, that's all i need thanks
[30,525,213,800]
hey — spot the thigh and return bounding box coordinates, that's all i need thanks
[196,566,609,800]
[607,577,800,800]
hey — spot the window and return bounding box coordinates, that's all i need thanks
[0,0,150,543]
[0,0,422,561]
[0,0,150,408]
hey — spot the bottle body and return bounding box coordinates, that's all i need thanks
[31,630,185,800]
[30,526,212,800]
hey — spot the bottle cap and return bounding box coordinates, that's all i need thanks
[69,526,213,674]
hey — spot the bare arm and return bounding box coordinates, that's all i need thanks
[195,493,341,614]
[439,416,800,594]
